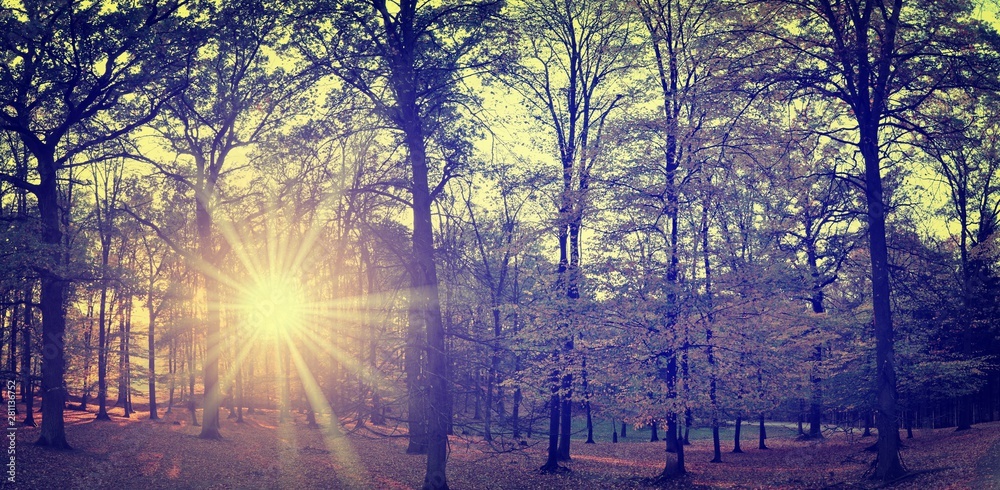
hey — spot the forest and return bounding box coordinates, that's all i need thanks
[1,0,1000,488]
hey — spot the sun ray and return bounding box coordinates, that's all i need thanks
[282,329,369,487]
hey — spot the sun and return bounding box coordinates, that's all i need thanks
[242,274,309,339]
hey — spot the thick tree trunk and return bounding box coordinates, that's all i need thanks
[196,195,221,439]
[540,373,562,472]
[405,301,427,453]
[557,380,572,460]
[35,159,69,447]
[733,416,743,453]
[758,414,768,450]
[661,414,685,477]
[362,245,385,426]
[660,353,685,476]
[861,129,904,480]
[400,116,450,490]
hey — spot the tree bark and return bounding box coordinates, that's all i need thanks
[733,416,743,453]
[21,286,35,427]
[96,246,112,421]
[861,124,904,479]
[35,155,69,448]
[196,186,221,439]
[540,372,562,472]
[148,302,158,420]
[758,414,768,450]
[401,106,450,490]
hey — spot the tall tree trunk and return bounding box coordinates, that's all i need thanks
[798,398,805,435]
[558,376,572,461]
[96,251,112,420]
[660,355,685,477]
[807,265,825,439]
[758,413,768,450]
[400,110,450,490]
[188,325,200,427]
[21,285,35,427]
[861,125,903,479]
[6,299,15,415]
[280,342,290,423]
[167,332,175,414]
[702,198,721,463]
[405,300,427,453]
[541,382,562,472]
[35,155,69,447]
[808,344,823,438]
[196,194,221,439]
[116,298,132,416]
[583,357,594,444]
[235,360,244,423]
[484,306,502,442]
[511,384,522,439]
[80,299,95,411]
[733,416,743,453]
[148,298,158,420]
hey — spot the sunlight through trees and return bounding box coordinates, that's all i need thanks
[1,0,999,488]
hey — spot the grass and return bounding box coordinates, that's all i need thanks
[568,416,801,444]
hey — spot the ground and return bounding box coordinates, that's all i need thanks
[9,403,1000,489]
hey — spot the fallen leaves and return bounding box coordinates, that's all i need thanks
[12,405,1000,489]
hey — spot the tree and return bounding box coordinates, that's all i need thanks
[507,0,635,468]
[141,0,307,439]
[0,0,194,448]
[759,0,1000,479]
[913,88,1000,430]
[295,0,501,487]
[91,157,126,421]
[130,180,181,421]
[774,101,861,440]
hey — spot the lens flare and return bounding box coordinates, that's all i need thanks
[242,274,308,339]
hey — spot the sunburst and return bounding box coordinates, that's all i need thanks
[240,273,309,340]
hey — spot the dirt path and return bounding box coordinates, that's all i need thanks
[978,438,1000,489]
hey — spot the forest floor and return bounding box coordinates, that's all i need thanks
[10,402,1000,489]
